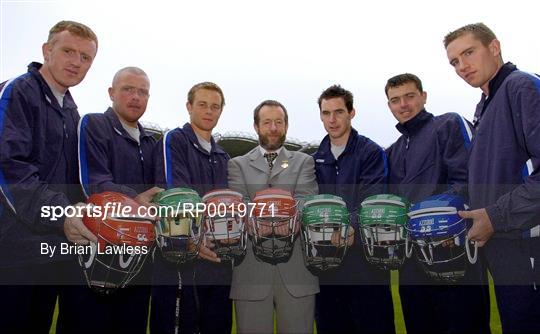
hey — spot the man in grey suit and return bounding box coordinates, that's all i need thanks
[228,100,319,333]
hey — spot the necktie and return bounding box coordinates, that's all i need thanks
[264,152,278,169]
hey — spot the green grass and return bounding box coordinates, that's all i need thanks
[49,273,502,333]
[389,270,502,334]
[390,270,406,334]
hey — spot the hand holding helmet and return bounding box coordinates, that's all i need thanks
[201,189,247,261]
[249,188,298,262]
[406,194,478,282]
[79,191,155,293]
[458,208,494,247]
[153,188,203,265]
[301,194,350,271]
[359,194,409,270]
[64,202,98,245]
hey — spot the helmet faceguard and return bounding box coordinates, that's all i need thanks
[249,188,298,263]
[80,191,155,294]
[301,194,350,271]
[153,188,203,265]
[202,189,247,261]
[359,194,409,270]
[406,194,477,282]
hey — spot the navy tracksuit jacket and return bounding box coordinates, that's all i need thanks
[313,127,395,334]
[0,62,82,267]
[0,62,84,333]
[386,109,490,334]
[468,62,540,334]
[152,122,232,334]
[69,107,157,334]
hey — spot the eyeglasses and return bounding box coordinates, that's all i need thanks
[120,86,149,98]
[260,119,286,128]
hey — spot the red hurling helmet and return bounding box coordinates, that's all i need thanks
[79,192,155,293]
[249,188,298,263]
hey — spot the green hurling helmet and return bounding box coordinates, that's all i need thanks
[359,194,409,270]
[301,194,350,271]
[153,188,203,265]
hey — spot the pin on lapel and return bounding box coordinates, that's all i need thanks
[281,160,289,169]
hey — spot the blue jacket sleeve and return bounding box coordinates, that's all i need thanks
[356,143,388,204]
[438,113,472,199]
[486,74,540,232]
[78,114,138,198]
[0,81,70,229]
[153,130,190,189]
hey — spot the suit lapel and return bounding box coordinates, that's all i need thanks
[248,148,268,173]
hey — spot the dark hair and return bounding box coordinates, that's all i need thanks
[443,22,497,48]
[187,82,225,108]
[317,85,354,112]
[253,100,288,126]
[385,73,423,97]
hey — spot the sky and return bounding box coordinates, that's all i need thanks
[1,0,539,147]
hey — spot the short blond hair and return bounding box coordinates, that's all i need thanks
[112,67,148,86]
[47,20,98,49]
[443,23,497,48]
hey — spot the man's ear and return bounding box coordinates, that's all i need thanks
[489,39,501,58]
[108,87,114,101]
[186,102,192,116]
[42,43,51,62]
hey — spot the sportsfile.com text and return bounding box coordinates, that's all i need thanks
[40,201,277,221]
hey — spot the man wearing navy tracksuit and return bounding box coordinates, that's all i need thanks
[384,73,490,333]
[152,82,231,334]
[446,23,540,333]
[74,67,160,333]
[0,21,98,333]
[313,85,395,334]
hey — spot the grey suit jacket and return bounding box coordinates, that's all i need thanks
[228,146,319,300]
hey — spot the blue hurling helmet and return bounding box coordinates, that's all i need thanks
[406,194,477,282]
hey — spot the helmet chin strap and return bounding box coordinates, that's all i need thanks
[465,236,478,264]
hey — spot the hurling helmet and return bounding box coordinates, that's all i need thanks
[406,194,477,282]
[153,188,203,265]
[80,191,155,293]
[202,189,247,261]
[301,194,350,271]
[359,194,409,270]
[249,188,298,263]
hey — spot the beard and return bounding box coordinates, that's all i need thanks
[259,133,286,151]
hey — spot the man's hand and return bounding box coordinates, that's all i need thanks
[274,222,292,236]
[218,237,240,245]
[195,238,220,263]
[64,203,97,245]
[459,208,494,247]
[254,222,273,237]
[331,226,355,247]
[252,220,295,237]
[135,186,164,207]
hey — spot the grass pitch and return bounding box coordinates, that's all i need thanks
[49,270,502,333]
